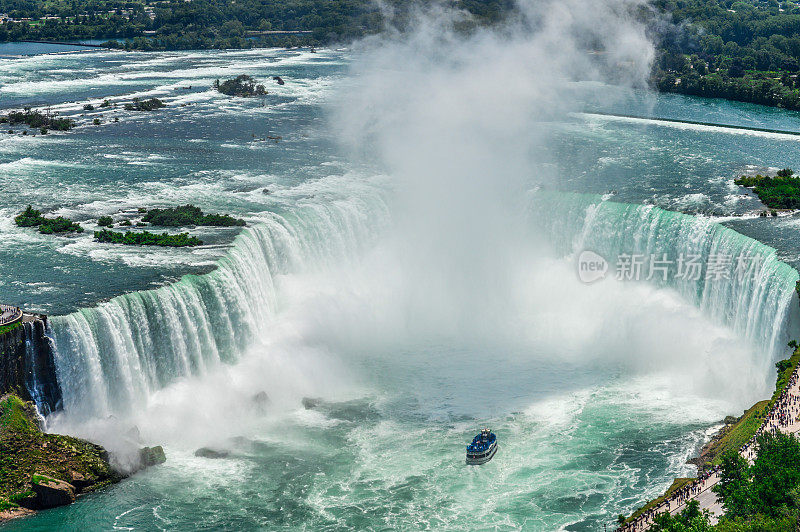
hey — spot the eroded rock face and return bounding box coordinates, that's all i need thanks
[0,317,61,415]
[0,394,124,523]
[302,397,322,410]
[139,446,167,468]
[30,476,76,509]
[194,447,230,459]
[68,470,96,491]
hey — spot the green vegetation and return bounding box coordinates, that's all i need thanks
[142,204,245,227]
[0,110,73,131]
[0,0,513,50]
[626,478,696,524]
[707,399,769,465]
[650,499,713,531]
[123,97,165,111]
[0,322,22,337]
[94,228,203,247]
[735,169,800,209]
[13,205,44,228]
[14,206,83,234]
[701,348,800,467]
[0,394,121,515]
[650,433,800,530]
[627,347,800,527]
[214,75,266,97]
[5,0,800,112]
[38,217,83,234]
[96,216,113,227]
[653,0,800,110]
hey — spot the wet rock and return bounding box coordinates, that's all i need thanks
[125,425,142,443]
[195,447,230,459]
[139,446,166,467]
[31,475,76,509]
[302,397,322,410]
[252,391,270,414]
[68,470,95,491]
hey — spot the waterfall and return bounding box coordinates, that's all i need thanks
[530,192,800,361]
[49,185,391,419]
[45,187,799,420]
[23,319,62,416]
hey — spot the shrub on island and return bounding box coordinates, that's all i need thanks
[0,110,74,131]
[14,205,45,227]
[142,204,246,227]
[97,216,114,227]
[39,217,84,234]
[94,229,203,247]
[123,98,166,112]
[735,169,800,210]
[213,75,267,97]
[14,206,83,234]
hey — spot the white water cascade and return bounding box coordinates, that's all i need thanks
[44,188,799,420]
[48,181,391,419]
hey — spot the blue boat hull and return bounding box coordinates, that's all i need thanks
[466,442,497,465]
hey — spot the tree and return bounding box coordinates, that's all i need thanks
[714,450,753,518]
[749,432,800,515]
[650,500,713,531]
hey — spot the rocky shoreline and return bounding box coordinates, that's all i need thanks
[0,394,165,525]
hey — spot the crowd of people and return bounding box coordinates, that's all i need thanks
[616,365,800,532]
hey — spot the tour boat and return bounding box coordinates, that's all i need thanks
[466,428,497,465]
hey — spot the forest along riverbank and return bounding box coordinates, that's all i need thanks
[618,342,800,531]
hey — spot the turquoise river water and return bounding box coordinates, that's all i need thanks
[1,44,800,530]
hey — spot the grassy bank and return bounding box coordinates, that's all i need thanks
[622,346,800,524]
[705,347,800,465]
[0,322,22,337]
[625,478,695,524]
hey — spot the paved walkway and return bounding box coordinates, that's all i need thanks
[0,304,22,326]
[618,367,800,531]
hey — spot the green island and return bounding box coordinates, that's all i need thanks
[0,110,74,132]
[14,206,83,234]
[0,394,121,519]
[735,168,800,210]
[13,205,244,245]
[97,216,114,228]
[94,228,203,247]
[624,343,800,530]
[123,97,165,111]
[214,75,267,97]
[142,204,246,227]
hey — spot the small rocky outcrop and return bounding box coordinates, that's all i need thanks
[252,391,270,414]
[30,475,76,509]
[194,447,230,459]
[139,446,166,468]
[302,397,322,410]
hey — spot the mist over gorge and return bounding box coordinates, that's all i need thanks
[1,0,800,530]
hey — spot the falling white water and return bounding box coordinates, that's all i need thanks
[48,178,392,419]
[532,192,799,366]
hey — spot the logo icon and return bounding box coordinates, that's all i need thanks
[577,250,608,283]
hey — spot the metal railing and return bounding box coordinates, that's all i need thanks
[0,304,22,326]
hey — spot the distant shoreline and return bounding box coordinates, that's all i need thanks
[15,39,107,48]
